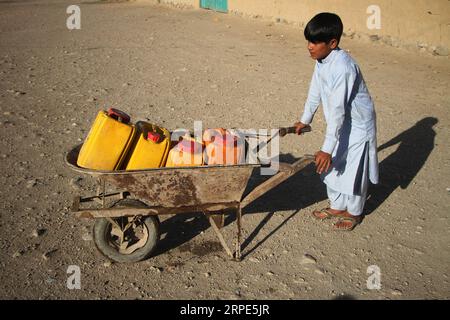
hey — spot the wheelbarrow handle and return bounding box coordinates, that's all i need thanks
[279,125,311,137]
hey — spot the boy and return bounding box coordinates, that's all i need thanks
[294,12,379,231]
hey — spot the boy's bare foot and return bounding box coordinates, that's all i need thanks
[333,212,363,231]
[312,207,346,220]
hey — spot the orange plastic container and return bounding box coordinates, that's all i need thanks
[165,135,203,167]
[203,128,245,165]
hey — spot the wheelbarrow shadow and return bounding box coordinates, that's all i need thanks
[152,117,437,260]
[236,154,326,258]
[151,153,326,259]
[242,153,325,214]
[152,212,211,258]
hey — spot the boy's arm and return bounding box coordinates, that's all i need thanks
[300,64,321,125]
[321,66,355,155]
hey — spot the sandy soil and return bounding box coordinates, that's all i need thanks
[0,0,449,300]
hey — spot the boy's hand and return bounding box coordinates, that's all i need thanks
[315,150,332,174]
[293,122,309,135]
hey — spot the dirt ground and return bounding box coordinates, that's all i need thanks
[0,0,449,300]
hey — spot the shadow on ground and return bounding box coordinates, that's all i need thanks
[151,117,437,259]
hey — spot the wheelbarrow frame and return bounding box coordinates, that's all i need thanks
[66,142,314,261]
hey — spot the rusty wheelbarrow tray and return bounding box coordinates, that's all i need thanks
[65,143,314,263]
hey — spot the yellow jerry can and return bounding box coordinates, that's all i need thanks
[165,135,204,167]
[77,108,136,170]
[125,121,171,170]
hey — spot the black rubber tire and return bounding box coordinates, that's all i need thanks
[93,199,160,263]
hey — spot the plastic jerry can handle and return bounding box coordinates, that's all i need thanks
[107,108,131,124]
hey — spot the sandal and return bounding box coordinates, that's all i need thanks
[312,208,345,221]
[333,215,363,231]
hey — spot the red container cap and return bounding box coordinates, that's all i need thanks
[147,132,161,143]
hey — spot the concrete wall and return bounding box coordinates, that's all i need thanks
[156,0,450,55]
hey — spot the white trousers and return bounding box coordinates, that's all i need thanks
[327,186,367,216]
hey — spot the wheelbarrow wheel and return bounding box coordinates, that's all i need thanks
[93,199,160,263]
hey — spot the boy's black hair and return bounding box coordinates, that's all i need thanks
[304,12,343,44]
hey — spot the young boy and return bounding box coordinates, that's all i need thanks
[294,12,379,231]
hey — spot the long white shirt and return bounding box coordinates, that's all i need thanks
[300,48,379,195]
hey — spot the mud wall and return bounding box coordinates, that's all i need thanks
[155,0,450,55]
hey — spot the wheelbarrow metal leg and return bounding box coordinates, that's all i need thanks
[95,178,107,208]
[206,213,233,258]
[102,179,106,208]
[235,206,242,261]
[210,213,225,229]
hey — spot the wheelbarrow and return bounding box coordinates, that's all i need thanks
[65,126,314,263]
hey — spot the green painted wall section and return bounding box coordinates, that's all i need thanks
[200,0,228,13]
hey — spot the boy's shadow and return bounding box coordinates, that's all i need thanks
[151,117,437,258]
[242,117,438,218]
[365,117,437,215]
[237,116,437,256]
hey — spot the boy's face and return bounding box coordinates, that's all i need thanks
[307,39,338,60]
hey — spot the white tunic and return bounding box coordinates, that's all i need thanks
[300,48,379,195]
